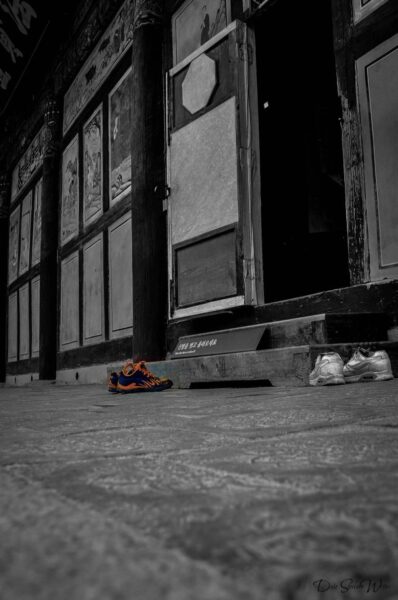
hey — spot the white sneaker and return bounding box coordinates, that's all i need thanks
[343,348,394,383]
[309,352,345,386]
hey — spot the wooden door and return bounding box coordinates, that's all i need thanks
[357,32,398,281]
[166,19,263,319]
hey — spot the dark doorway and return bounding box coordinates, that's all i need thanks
[255,0,349,302]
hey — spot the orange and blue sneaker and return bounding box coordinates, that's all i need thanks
[108,359,136,393]
[116,360,173,393]
[108,371,120,393]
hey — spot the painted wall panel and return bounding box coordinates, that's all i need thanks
[108,213,133,339]
[31,178,42,267]
[8,205,20,285]
[172,0,229,65]
[61,136,79,246]
[19,192,32,276]
[109,69,132,206]
[83,105,103,226]
[357,33,398,280]
[7,292,18,363]
[60,251,80,350]
[170,97,239,245]
[19,283,30,360]
[83,234,104,346]
[31,276,40,358]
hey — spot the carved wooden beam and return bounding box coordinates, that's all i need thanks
[133,0,163,29]
[0,174,10,220]
[44,96,61,159]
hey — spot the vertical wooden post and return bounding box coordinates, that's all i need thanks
[130,0,167,361]
[0,173,10,382]
[331,0,368,285]
[39,97,60,379]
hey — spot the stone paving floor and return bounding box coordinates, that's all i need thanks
[0,380,398,600]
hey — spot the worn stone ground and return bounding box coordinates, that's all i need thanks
[0,380,398,600]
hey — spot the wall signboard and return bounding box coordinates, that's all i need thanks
[171,324,267,358]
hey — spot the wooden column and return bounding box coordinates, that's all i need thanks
[331,0,368,285]
[39,98,60,379]
[130,0,167,361]
[0,173,10,382]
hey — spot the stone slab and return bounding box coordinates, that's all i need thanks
[0,381,398,599]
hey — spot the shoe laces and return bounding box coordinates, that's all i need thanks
[121,360,158,382]
[135,361,161,383]
[121,359,136,376]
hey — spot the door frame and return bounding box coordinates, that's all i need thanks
[165,19,263,320]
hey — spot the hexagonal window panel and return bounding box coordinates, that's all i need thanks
[182,54,217,115]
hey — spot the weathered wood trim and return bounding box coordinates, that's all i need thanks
[0,173,10,382]
[331,0,369,285]
[57,336,132,370]
[6,357,39,376]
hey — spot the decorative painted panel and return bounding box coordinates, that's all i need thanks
[7,292,18,362]
[83,233,104,346]
[83,105,103,226]
[172,0,230,65]
[108,213,133,339]
[60,251,79,350]
[170,97,239,245]
[31,178,42,267]
[352,0,388,22]
[109,69,132,206]
[63,0,134,134]
[11,126,45,202]
[61,136,79,246]
[31,276,40,358]
[8,204,20,284]
[18,191,32,276]
[357,33,398,281]
[19,283,30,360]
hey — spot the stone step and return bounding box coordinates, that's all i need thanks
[257,312,389,349]
[147,341,398,388]
[169,312,388,358]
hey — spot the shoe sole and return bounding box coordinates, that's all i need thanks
[344,370,394,383]
[117,383,173,394]
[309,376,345,386]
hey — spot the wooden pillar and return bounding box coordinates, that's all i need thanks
[331,0,368,285]
[0,173,10,382]
[130,0,167,361]
[39,97,60,379]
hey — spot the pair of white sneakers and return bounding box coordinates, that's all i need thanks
[309,348,394,386]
